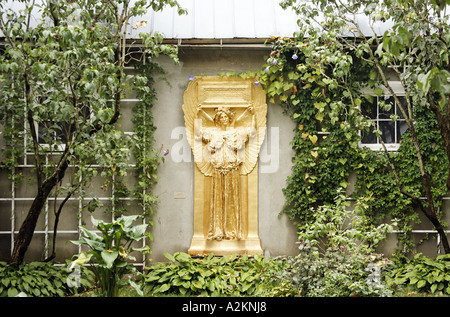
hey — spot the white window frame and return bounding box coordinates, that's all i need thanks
[359,81,408,152]
[34,121,68,152]
[31,97,92,153]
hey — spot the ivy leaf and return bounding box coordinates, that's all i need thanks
[373,87,384,97]
[315,112,324,122]
[417,72,431,94]
[309,135,318,145]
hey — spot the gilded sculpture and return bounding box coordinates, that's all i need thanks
[183,76,267,256]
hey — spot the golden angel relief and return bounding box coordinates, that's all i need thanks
[183,76,267,254]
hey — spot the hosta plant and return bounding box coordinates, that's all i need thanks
[143,252,267,296]
[0,261,93,297]
[388,253,450,295]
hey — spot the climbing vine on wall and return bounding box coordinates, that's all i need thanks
[246,36,449,255]
[131,61,168,243]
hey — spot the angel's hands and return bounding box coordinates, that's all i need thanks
[196,104,203,115]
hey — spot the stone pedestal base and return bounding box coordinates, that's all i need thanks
[188,236,263,257]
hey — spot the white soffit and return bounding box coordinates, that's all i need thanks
[129,0,300,40]
[1,0,397,40]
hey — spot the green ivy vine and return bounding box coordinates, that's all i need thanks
[131,61,167,243]
[244,37,449,255]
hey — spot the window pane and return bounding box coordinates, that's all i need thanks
[396,97,407,119]
[38,123,48,144]
[379,96,394,119]
[397,120,408,142]
[38,122,68,145]
[361,129,377,144]
[361,98,377,119]
[379,121,395,143]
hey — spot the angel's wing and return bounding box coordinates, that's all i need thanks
[182,79,215,176]
[240,83,267,175]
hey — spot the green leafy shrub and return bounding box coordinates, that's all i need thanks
[261,243,393,297]
[143,252,267,296]
[0,261,93,297]
[260,191,395,297]
[69,215,149,297]
[388,253,450,295]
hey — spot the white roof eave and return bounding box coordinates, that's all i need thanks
[1,0,395,42]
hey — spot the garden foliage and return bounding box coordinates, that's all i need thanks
[0,261,93,297]
[388,253,450,295]
[260,191,394,297]
[143,252,267,296]
[69,215,149,297]
[0,0,183,265]
[240,0,450,255]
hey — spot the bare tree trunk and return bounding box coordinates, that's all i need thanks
[10,160,69,266]
[44,191,73,262]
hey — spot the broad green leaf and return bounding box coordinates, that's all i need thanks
[373,87,384,97]
[395,277,408,284]
[417,72,430,93]
[1,278,10,287]
[7,287,18,297]
[158,283,170,293]
[430,283,437,293]
[129,224,148,240]
[120,215,139,228]
[129,279,143,296]
[179,286,188,295]
[90,216,101,228]
[68,252,93,271]
[101,250,118,269]
[416,279,427,289]
[79,226,102,242]
[409,277,418,285]
[175,252,191,263]
[164,252,176,262]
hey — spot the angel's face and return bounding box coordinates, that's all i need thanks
[218,113,230,126]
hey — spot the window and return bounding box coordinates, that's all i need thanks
[360,95,409,151]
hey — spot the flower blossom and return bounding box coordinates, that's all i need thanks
[188,75,195,81]
[292,53,298,60]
